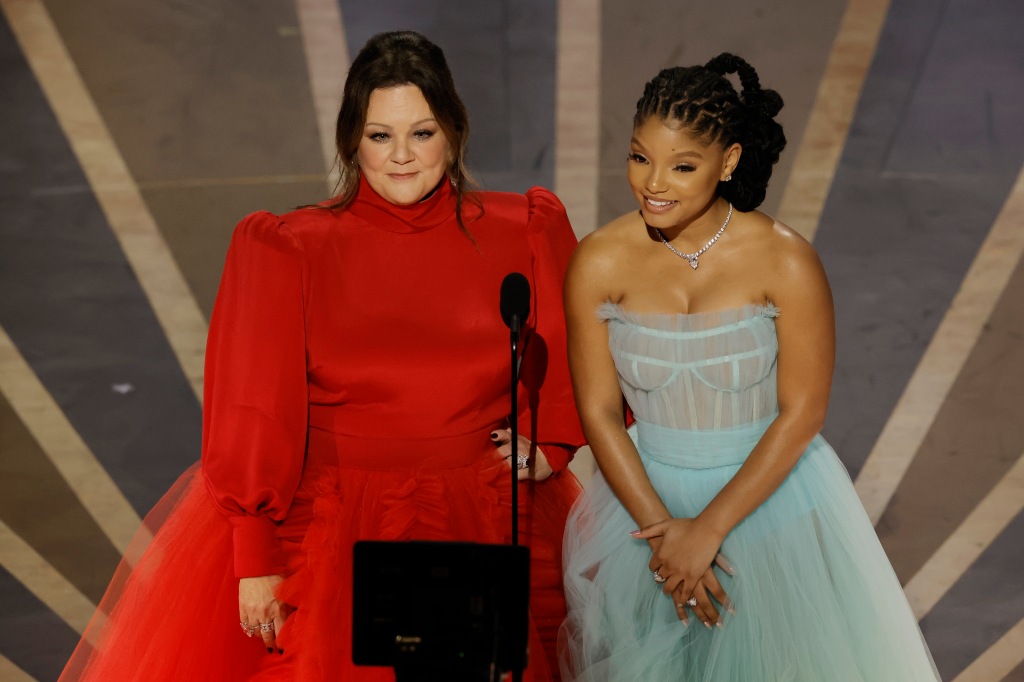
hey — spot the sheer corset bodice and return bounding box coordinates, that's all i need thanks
[598,302,780,431]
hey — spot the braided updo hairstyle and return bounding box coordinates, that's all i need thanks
[634,53,786,211]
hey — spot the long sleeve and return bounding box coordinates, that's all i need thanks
[518,187,586,473]
[201,212,309,578]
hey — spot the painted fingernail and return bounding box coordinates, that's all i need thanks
[703,621,712,629]
[680,618,689,627]
[629,530,641,537]
[267,647,273,653]
[490,432,499,439]
[278,649,284,655]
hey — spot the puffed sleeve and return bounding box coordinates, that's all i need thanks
[519,187,586,473]
[201,211,309,578]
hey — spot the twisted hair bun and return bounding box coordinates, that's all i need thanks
[634,53,786,211]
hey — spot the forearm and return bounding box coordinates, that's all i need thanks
[698,411,822,538]
[585,417,671,528]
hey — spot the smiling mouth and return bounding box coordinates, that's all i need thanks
[644,196,677,211]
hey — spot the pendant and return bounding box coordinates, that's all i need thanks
[688,257,699,270]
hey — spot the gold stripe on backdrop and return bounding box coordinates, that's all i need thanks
[555,0,601,241]
[855,164,1024,523]
[951,616,1024,682]
[137,174,326,191]
[903,452,1024,619]
[294,0,349,188]
[0,0,207,401]
[0,518,95,634]
[0,326,143,554]
[0,654,37,682]
[775,0,892,240]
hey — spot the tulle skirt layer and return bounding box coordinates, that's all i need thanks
[61,453,581,682]
[560,419,939,681]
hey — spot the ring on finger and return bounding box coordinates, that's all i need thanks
[259,622,275,633]
[240,622,256,637]
[685,597,698,607]
[653,569,667,584]
[516,454,529,469]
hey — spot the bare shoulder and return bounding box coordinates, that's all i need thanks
[747,216,824,280]
[565,211,646,305]
[757,217,832,305]
[571,211,643,272]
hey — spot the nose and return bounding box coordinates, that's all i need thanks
[391,137,413,165]
[644,167,666,193]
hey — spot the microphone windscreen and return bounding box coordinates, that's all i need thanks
[499,272,531,328]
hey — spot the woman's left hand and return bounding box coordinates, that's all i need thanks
[633,517,729,620]
[490,428,553,481]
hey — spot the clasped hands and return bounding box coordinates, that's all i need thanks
[631,516,735,628]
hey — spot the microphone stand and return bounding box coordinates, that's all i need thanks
[509,313,521,549]
[499,272,530,682]
[508,312,523,682]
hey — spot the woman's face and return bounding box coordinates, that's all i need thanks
[357,85,451,205]
[627,116,739,229]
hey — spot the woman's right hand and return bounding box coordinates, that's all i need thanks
[672,565,732,627]
[239,575,285,652]
[633,518,733,626]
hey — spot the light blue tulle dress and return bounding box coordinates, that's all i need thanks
[560,303,939,681]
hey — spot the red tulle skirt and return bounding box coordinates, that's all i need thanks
[59,453,581,681]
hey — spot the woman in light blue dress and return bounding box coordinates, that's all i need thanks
[559,54,939,681]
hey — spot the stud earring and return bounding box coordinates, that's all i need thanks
[724,174,732,182]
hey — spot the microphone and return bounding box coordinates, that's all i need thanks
[500,272,531,335]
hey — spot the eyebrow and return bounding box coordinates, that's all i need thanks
[630,137,704,159]
[364,117,437,129]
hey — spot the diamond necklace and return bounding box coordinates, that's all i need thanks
[654,203,733,270]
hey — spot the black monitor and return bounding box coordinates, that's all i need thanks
[352,540,530,682]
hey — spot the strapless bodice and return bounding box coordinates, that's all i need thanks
[598,302,780,431]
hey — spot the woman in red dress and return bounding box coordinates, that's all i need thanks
[60,30,583,682]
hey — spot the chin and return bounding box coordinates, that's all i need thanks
[637,207,680,228]
[383,186,428,205]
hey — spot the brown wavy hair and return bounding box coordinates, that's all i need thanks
[325,30,479,232]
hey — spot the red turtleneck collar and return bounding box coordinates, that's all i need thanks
[346,174,457,233]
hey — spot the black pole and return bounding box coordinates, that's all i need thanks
[498,272,531,682]
[509,315,520,548]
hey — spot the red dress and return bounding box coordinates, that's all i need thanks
[60,177,585,681]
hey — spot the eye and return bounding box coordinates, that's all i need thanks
[673,164,696,172]
[367,131,390,143]
[413,129,436,140]
[627,152,648,164]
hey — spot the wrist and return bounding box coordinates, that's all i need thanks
[694,509,731,542]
